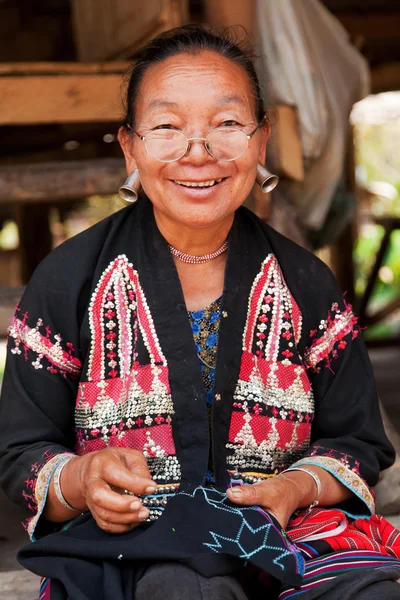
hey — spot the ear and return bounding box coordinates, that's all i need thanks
[258,118,271,166]
[118,126,138,173]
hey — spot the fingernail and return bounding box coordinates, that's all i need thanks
[138,508,149,520]
[230,488,243,499]
[130,500,141,511]
[145,485,157,494]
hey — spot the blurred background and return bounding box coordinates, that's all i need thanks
[0,0,399,596]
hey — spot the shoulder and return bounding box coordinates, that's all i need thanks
[268,223,337,294]
[29,204,136,293]
[239,206,338,294]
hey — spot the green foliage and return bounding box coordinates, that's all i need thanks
[354,117,400,339]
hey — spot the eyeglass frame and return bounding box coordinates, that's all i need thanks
[130,114,267,163]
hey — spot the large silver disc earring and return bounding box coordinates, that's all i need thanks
[256,164,279,193]
[119,169,141,202]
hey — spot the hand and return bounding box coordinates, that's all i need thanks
[62,448,157,534]
[226,475,307,529]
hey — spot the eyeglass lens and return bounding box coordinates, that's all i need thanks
[144,128,249,162]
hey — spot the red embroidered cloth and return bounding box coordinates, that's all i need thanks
[287,507,400,559]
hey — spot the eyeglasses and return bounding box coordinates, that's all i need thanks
[133,116,266,163]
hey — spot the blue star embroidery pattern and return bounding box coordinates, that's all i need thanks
[178,487,304,575]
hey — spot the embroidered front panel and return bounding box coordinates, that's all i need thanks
[86,255,167,382]
[8,312,82,377]
[304,301,359,372]
[226,255,313,479]
[76,255,181,491]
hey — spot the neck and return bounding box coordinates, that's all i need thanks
[153,208,233,256]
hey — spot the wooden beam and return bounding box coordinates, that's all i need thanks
[323,0,400,10]
[336,12,400,40]
[0,62,130,76]
[0,63,130,126]
[0,158,126,203]
[0,67,129,124]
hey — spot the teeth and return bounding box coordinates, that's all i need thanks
[175,178,222,188]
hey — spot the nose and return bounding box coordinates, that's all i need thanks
[181,137,215,164]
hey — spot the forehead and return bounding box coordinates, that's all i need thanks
[135,50,256,119]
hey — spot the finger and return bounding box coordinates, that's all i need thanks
[226,483,265,506]
[94,504,150,526]
[96,459,156,496]
[87,479,146,513]
[95,517,142,535]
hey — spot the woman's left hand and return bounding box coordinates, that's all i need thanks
[225,475,307,529]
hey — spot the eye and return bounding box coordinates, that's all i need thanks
[220,120,241,127]
[152,124,177,131]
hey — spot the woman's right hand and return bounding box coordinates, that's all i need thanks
[58,448,157,533]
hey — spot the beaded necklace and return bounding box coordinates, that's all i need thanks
[169,240,228,264]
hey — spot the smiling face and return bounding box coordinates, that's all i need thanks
[119,50,269,231]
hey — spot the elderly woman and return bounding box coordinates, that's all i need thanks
[1,25,400,600]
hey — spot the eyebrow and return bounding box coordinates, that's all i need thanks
[147,100,179,111]
[215,95,249,109]
[147,95,249,111]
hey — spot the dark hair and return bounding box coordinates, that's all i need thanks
[122,24,265,131]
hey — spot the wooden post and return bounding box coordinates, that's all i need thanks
[16,204,52,284]
[330,223,356,304]
[329,128,356,302]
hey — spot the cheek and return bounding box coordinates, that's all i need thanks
[138,165,173,209]
[135,155,163,187]
[233,155,258,184]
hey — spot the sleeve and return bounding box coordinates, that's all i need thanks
[290,261,395,518]
[0,254,84,540]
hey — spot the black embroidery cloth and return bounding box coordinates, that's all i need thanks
[19,487,303,599]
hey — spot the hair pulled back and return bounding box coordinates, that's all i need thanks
[122,24,265,130]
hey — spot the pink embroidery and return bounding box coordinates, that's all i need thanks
[22,451,56,531]
[304,302,359,372]
[8,315,81,377]
[87,255,166,382]
[305,444,362,475]
[243,256,276,354]
[229,410,311,447]
[227,256,312,477]
[242,255,302,362]
[24,453,74,538]
[75,256,181,491]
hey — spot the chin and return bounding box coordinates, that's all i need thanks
[169,205,233,229]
